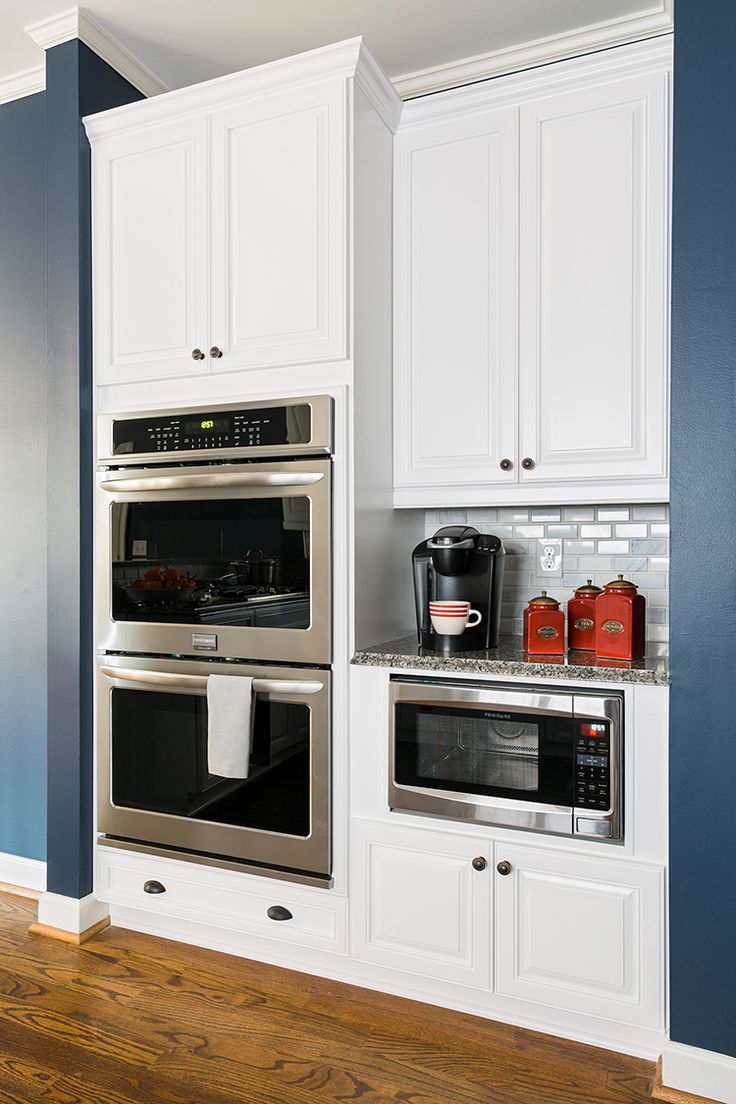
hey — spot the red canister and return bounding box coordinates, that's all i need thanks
[567,579,603,651]
[523,591,565,655]
[594,574,646,660]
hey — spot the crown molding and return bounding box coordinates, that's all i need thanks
[25,6,168,98]
[392,2,674,99]
[355,40,403,132]
[0,65,45,107]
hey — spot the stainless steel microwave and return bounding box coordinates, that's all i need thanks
[389,678,623,843]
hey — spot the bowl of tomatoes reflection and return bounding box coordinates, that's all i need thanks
[123,567,203,607]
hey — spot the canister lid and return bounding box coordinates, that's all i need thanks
[527,590,560,608]
[604,573,638,592]
[573,578,603,597]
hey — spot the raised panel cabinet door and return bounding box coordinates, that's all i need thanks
[518,71,669,483]
[494,843,664,1028]
[350,821,491,988]
[394,107,518,489]
[210,81,347,372]
[92,116,210,385]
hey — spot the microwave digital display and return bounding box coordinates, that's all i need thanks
[579,722,607,738]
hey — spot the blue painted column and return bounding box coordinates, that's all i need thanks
[45,40,142,900]
[670,0,736,1059]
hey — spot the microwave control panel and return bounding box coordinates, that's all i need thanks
[111,403,312,456]
[574,721,611,811]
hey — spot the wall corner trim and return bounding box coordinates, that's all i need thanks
[392,1,673,98]
[25,6,168,98]
[660,1042,736,1104]
[0,852,47,893]
[36,891,110,936]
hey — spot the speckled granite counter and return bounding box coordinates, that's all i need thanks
[352,634,669,687]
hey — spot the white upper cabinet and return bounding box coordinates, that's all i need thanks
[518,71,669,486]
[394,107,517,489]
[393,39,671,506]
[210,80,347,372]
[91,117,210,383]
[86,40,399,388]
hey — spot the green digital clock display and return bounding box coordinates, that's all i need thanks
[200,419,215,430]
[183,416,229,435]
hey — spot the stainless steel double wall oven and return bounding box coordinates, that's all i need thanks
[96,396,333,884]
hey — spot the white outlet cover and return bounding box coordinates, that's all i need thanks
[537,538,562,576]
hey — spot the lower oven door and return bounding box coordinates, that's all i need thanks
[98,655,330,879]
[390,679,575,836]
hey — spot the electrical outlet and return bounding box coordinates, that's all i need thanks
[538,538,562,576]
[132,539,148,558]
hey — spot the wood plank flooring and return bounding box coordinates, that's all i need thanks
[0,890,657,1104]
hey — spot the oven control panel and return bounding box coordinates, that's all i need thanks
[575,721,611,811]
[111,403,312,456]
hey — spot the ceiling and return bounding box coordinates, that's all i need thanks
[2,0,671,94]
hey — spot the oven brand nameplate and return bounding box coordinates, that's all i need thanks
[192,633,218,651]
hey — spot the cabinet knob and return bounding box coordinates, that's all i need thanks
[499,458,513,472]
[472,856,487,872]
[521,457,535,471]
[267,905,293,922]
[191,348,205,361]
[209,346,223,359]
[496,861,512,876]
[143,879,166,894]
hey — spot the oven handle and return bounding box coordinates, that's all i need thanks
[99,471,325,493]
[99,666,324,695]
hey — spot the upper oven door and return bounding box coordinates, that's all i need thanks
[389,679,575,836]
[96,458,331,664]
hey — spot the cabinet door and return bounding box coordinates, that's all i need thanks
[351,821,491,988]
[92,117,210,385]
[518,72,669,484]
[494,843,664,1028]
[210,81,347,373]
[394,107,517,489]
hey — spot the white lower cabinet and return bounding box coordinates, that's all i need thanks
[350,821,492,988]
[493,842,664,1028]
[351,821,664,1034]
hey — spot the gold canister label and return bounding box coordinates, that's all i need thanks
[537,626,559,638]
[574,617,594,631]
[602,619,625,634]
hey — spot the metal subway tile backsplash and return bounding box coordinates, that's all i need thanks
[423,503,670,652]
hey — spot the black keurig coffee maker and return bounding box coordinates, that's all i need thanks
[412,525,505,652]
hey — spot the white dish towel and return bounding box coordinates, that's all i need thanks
[207,675,254,779]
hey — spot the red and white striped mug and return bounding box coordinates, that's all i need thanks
[429,600,483,636]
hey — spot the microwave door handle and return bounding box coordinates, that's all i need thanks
[98,667,323,695]
[98,471,325,493]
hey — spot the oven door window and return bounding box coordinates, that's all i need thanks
[111,688,311,836]
[394,704,574,806]
[110,496,311,628]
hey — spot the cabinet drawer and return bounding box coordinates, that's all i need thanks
[97,848,347,953]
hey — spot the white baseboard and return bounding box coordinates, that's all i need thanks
[662,1041,736,1104]
[37,892,109,935]
[0,850,46,893]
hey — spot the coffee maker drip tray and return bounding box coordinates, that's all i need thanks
[412,525,506,653]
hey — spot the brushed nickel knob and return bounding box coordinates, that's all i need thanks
[499,458,513,472]
[209,346,223,359]
[472,856,487,872]
[496,861,512,876]
[521,457,535,471]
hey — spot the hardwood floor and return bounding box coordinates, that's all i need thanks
[0,889,657,1104]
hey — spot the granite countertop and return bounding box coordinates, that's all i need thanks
[351,633,669,687]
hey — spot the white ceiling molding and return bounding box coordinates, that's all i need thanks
[392,1,674,98]
[0,64,44,106]
[25,6,168,97]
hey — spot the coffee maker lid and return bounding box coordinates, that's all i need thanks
[427,525,478,551]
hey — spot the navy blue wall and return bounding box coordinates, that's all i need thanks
[45,41,142,899]
[670,0,736,1059]
[0,92,48,861]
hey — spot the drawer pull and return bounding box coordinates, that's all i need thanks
[143,879,166,895]
[267,905,293,922]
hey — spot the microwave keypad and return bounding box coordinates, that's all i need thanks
[575,723,610,810]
